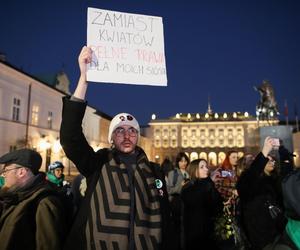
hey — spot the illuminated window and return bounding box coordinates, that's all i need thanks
[199,152,207,160]
[47,111,53,129]
[31,105,39,125]
[171,139,177,147]
[155,139,161,148]
[208,152,217,166]
[218,152,226,165]
[190,152,198,161]
[191,129,196,137]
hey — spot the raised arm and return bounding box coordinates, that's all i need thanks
[237,136,273,197]
[73,46,92,100]
[60,46,100,177]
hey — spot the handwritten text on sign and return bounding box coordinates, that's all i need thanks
[87,8,167,86]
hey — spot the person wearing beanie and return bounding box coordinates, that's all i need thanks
[0,148,68,250]
[60,46,171,250]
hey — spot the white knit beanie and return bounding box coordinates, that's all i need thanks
[108,113,140,143]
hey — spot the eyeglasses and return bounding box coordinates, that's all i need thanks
[114,127,138,137]
[118,115,134,121]
[0,167,23,176]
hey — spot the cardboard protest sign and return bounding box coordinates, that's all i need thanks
[87,7,167,86]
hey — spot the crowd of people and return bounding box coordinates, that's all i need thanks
[0,46,299,250]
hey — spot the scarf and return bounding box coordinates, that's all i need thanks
[85,149,162,249]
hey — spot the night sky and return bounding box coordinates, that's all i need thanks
[1,0,299,125]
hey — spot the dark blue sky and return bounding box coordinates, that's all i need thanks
[1,0,299,125]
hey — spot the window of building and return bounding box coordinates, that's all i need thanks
[208,152,217,166]
[191,129,196,137]
[190,152,198,161]
[163,139,169,147]
[218,152,226,165]
[47,111,53,129]
[171,139,177,147]
[199,152,207,160]
[155,139,161,148]
[12,97,21,121]
[9,145,17,152]
[209,129,215,135]
[31,105,39,125]
[219,139,224,145]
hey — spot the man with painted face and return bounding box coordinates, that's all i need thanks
[60,46,170,250]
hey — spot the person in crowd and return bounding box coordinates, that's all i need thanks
[60,46,171,250]
[211,150,240,249]
[0,148,68,250]
[181,158,223,250]
[278,145,295,179]
[161,157,174,177]
[0,176,4,189]
[46,161,73,226]
[211,150,239,207]
[236,153,255,178]
[46,161,70,189]
[166,152,190,250]
[166,152,190,197]
[279,167,300,249]
[236,137,286,250]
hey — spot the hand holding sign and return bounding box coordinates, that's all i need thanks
[87,8,167,86]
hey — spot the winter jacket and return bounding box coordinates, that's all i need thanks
[181,178,223,250]
[60,97,171,250]
[237,152,286,250]
[0,173,67,250]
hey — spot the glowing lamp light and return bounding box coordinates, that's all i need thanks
[223,113,227,119]
[196,113,200,119]
[39,138,51,151]
[244,112,249,117]
[52,139,62,153]
[151,114,156,120]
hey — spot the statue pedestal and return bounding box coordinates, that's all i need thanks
[259,125,294,152]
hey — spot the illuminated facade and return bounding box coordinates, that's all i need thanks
[0,61,112,174]
[147,111,278,166]
[0,61,154,175]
